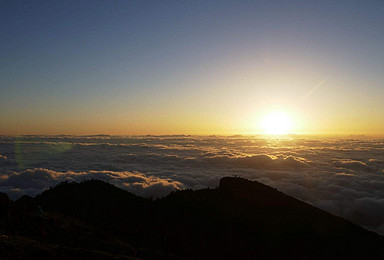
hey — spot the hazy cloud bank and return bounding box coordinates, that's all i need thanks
[0,135,383,234]
[0,168,183,199]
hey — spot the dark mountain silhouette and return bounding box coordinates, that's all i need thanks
[0,177,383,259]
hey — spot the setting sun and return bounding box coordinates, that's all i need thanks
[260,111,293,135]
[2,2,384,258]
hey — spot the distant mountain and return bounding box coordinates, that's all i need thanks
[1,177,383,259]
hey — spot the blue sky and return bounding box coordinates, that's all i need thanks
[1,0,384,135]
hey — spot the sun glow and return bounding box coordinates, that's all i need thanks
[260,111,293,135]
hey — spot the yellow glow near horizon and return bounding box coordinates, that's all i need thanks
[260,111,293,135]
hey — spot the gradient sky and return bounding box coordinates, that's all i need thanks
[1,0,384,135]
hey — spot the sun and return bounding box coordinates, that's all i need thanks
[260,111,293,135]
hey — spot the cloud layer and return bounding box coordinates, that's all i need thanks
[1,135,384,235]
[0,168,183,199]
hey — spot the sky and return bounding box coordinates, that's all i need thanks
[1,0,384,135]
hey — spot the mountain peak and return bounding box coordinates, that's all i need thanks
[1,178,383,259]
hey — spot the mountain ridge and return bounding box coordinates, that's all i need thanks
[0,177,383,259]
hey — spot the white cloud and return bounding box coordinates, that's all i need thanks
[0,135,384,235]
[0,168,183,200]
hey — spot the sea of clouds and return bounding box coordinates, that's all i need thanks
[0,135,383,235]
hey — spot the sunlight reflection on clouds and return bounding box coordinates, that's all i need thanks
[0,135,383,234]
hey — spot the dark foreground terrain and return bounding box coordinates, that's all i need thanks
[0,177,383,259]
